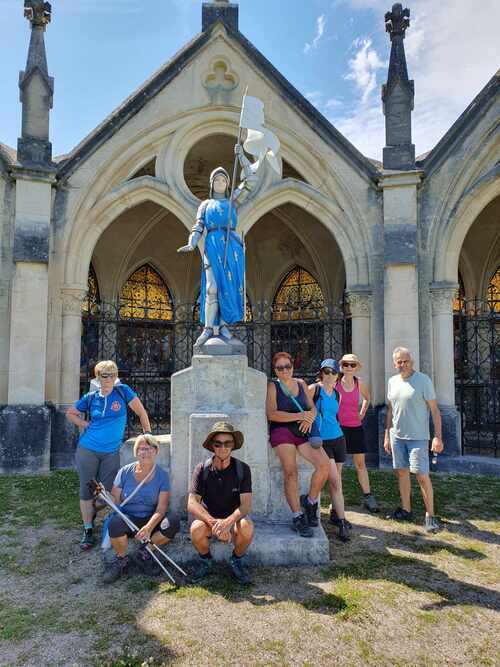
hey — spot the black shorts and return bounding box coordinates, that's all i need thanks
[108,512,180,540]
[322,437,347,463]
[342,425,366,455]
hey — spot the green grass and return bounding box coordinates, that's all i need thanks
[0,602,69,641]
[303,576,363,618]
[0,470,80,528]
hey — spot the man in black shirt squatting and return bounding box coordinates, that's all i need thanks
[188,421,254,585]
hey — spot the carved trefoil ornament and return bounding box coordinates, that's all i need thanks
[202,57,239,105]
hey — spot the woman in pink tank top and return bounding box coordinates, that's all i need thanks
[336,353,379,514]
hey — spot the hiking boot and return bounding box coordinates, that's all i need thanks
[300,494,319,527]
[102,555,129,584]
[337,519,351,543]
[292,513,313,538]
[229,554,251,585]
[363,494,379,513]
[424,515,441,534]
[329,508,352,530]
[190,555,214,582]
[79,528,95,551]
[134,546,161,576]
[386,507,414,522]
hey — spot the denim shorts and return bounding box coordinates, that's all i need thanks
[391,437,429,474]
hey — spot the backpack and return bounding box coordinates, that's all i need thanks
[199,457,245,499]
[313,383,340,420]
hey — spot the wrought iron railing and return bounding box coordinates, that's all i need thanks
[454,298,500,457]
[80,299,351,436]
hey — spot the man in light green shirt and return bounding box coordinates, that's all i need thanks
[384,347,444,533]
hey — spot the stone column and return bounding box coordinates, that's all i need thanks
[346,290,372,387]
[430,283,461,457]
[60,288,86,403]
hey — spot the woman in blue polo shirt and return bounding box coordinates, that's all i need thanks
[67,360,151,550]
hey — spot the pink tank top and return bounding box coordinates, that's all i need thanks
[336,378,361,427]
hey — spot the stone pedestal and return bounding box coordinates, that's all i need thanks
[167,353,329,565]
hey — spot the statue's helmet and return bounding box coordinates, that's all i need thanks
[209,167,230,198]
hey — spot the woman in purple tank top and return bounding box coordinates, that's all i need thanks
[336,354,379,513]
[266,351,330,538]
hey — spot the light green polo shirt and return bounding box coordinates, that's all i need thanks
[387,371,436,440]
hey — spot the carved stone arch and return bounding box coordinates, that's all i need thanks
[479,232,500,300]
[239,181,370,288]
[63,177,197,289]
[433,164,500,283]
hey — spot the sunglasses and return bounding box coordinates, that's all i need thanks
[341,362,357,369]
[275,364,292,371]
[99,372,117,379]
[322,368,338,375]
[137,446,156,452]
[212,439,234,448]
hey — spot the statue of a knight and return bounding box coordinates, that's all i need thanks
[177,144,257,346]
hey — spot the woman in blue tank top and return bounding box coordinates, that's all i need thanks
[309,359,350,542]
[266,351,330,538]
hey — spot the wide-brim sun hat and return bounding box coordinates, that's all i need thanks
[320,358,340,373]
[202,421,244,452]
[340,353,362,368]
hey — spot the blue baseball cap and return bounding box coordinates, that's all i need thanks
[320,358,340,373]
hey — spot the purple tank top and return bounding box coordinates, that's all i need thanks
[336,378,361,427]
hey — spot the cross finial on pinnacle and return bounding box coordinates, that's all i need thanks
[384,3,410,40]
[24,0,51,28]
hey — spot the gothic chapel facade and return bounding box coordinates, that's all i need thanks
[0,1,499,473]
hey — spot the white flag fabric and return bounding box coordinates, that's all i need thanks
[239,94,280,174]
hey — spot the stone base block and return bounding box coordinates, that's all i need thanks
[49,403,79,469]
[165,520,330,566]
[0,404,51,474]
[433,455,500,477]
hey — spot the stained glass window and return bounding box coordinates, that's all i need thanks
[487,266,500,312]
[272,267,325,320]
[193,294,253,322]
[82,263,100,315]
[453,273,465,312]
[120,264,173,320]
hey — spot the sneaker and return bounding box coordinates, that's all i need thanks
[363,494,379,513]
[386,507,414,522]
[190,555,214,582]
[79,528,95,551]
[337,519,351,543]
[300,494,319,527]
[292,513,313,538]
[102,555,129,584]
[329,508,352,530]
[229,555,251,585]
[424,515,441,534]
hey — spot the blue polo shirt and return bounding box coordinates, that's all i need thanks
[74,383,137,454]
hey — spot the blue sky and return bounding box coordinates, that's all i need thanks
[1,0,499,159]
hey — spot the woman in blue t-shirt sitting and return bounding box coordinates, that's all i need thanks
[103,433,179,584]
[67,360,151,551]
[309,359,350,542]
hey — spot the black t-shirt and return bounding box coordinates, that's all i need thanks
[190,457,252,519]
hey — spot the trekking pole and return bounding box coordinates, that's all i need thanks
[87,481,187,583]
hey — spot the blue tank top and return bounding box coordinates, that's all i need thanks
[269,380,308,430]
[315,386,343,440]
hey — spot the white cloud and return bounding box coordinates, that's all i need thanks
[344,38,385,104]
[304,14,326,54]
[328,0,500,159]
